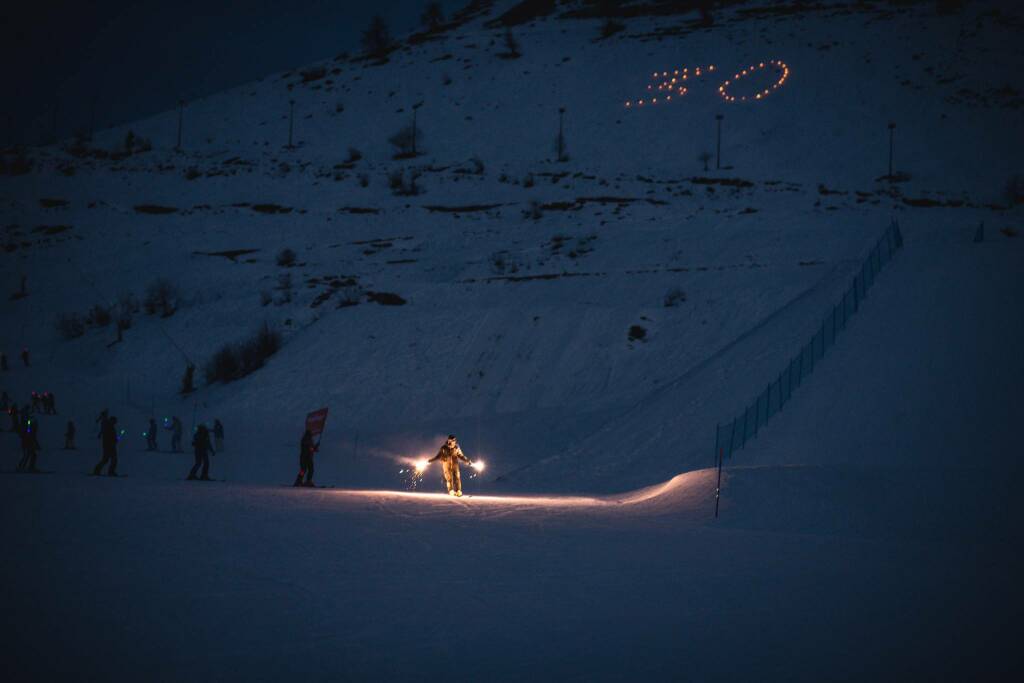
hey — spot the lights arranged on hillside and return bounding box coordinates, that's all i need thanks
[624,59,790,108]
[718,60,790,103]
[624,64,715,108]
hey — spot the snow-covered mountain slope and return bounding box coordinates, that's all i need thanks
[1,0,1022,491]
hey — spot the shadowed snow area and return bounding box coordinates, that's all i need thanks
[2,0,1023,680]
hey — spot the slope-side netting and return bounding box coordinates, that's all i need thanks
[713,220,904,462]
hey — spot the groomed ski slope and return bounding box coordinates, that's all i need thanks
[2,0,1023,679]
[2,460,1018,682]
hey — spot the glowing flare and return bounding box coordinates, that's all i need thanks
[414,459,429,473]
[473,460,486,473]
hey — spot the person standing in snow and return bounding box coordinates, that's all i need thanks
[92,415,119,476]
[293,429,318,487]
[428,434,473,497]
[64,420,76,449]
[17,413,41,472]
[21,347,30,367]
[212,419,224,452]
[146,418,159,451]
[31,391,41,413]
[170,416,183,452]
[95,409,108,438]
[187,424,215,481]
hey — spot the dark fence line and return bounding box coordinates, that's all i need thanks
[714,220,904,463]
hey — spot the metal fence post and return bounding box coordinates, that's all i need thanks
[715,447,724,518]
[714,423,720,467]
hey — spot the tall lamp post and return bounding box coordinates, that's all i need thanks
[412,101,423,156]
[175,99,184,151]
[887,121,896,180]
[558,107,566,162]
[715,113,724,170]
[287,100,295,149]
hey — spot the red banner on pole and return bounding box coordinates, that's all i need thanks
[305,407,329,437]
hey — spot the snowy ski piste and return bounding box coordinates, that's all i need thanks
[2,0,1022,680]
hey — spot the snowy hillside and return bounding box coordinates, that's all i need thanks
[3,2,1023,681]
[2,0,1022,492]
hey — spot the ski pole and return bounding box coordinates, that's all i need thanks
[714,448,724,518]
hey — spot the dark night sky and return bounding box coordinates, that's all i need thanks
[1,0,465,145]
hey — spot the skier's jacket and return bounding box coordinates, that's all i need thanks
[101,420,118,455]
[300,432,317,458]
[193,427,214,456]
[429,443,469,465]
[20,418,40,451]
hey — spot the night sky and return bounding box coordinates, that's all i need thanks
[1,0,464,145]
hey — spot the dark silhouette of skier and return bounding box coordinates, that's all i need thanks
[187,424,215,481]
[31,392,41,413]
[64,420,76,449]
[293,429,318,487]
[95,409,108,438]
[17,413,41,472]
[170,416,183,452]
[44,392,56,414]
[93,415,119,476]
[213,419,224,452]
[21,347,30,367]
[146,418,158,451]
[428,434,473,497]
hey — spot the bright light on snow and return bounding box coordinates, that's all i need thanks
[472,460,486,472]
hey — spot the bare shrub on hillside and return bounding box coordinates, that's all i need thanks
[276,248,296,266]
[56,313,85,339]
[117,292,138,329]
[663,288,687,307]
[205,323,282,384]
[143,278,178,317]
[89,304,112,327]
[388,123,423,158]
[362,15,393,60]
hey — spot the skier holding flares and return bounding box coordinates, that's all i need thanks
[427,435,475,497]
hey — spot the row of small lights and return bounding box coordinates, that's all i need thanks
[625,65,716,107]
[624,59,789,107]
[719,60,790,103]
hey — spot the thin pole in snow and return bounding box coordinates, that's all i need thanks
[411,102,422,156]
[887,121,895,180]
[88,98,96,142]
[176,100,184,151]
[715,448,724,518]
[714,422,720,467]
[715,114,723,170]
[557,107,566,162]
[287,100,295,149]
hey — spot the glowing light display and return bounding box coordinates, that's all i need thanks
[624,64,716,108]
[625,60,789,108]
[718,60,789,103]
